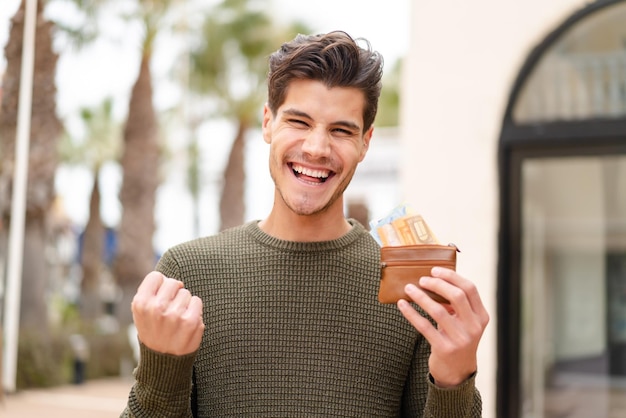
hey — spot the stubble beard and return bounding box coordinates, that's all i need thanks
[269,156,357,217]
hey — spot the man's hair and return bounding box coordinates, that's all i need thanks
[267,31,384,132]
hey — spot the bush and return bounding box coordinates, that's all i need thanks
[16,329,71,389]
[85,330,135,379]
[15,324,134,389]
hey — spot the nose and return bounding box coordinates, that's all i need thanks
[301,127,331,158]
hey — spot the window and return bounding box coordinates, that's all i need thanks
[514,4,626,123]
[498,1,626,417]
[520,155,626,417]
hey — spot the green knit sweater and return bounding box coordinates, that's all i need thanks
[121,220,481,417]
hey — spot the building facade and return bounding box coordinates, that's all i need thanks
[401,1,626,417]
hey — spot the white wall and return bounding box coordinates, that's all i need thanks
[400,1,588,416]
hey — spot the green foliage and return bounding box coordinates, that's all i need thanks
[85,331,135,379]
[57,97,121,169]
[16,329,72,389]
[14,297,133,389]
[15,322,134,389]
[47,0,109,51]
[376,58,402,127]
[188,0,311,123]
[187,135,201,197]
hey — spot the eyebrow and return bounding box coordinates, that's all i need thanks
[282,108,361,132]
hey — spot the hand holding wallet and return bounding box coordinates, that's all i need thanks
[370,205,459,304]
[378,243,459,304]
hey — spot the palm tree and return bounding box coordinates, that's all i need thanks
[0,0,125,390]
[58,98,121,321]
[0,0,62,334]
[188,0,309,231]
[114,0,174,327]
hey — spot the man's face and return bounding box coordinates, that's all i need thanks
[262,79,373,217]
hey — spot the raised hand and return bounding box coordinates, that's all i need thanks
[397,267,489,387]
[131,271,205,356]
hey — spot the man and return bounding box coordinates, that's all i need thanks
[121,31,489,417]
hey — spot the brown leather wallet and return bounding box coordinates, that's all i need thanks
[378,244,459,304]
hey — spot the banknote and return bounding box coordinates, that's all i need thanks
[402,214,439,245]
[369,203,412,245]
[369,205,439,246]
[377,223,403,246]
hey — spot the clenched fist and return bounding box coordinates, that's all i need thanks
[131,271,205,356]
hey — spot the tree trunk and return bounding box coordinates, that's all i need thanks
[114,55,160,327]
[80,170,104,321]
[218,121,246,231]
[21,217,50,335]
[0,0,62,333]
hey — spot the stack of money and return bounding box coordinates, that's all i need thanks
[369,204,439,247]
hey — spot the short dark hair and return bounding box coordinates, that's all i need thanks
[267,31,384,132]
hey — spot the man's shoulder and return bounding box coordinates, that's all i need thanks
[156,223,257,279]
[165,223,253,257]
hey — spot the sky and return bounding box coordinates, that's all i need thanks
[0,0,410,251]
[0,0,410,110]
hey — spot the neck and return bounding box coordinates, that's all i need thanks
[259,205,352,242]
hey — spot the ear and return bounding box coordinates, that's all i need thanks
[262,103,273,144]
[358,126,374,162]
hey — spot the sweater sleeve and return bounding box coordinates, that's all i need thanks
[423,373,482,417]
[120,249,197,418]
[120,343,197,418]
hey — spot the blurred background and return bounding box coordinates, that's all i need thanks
[2,1,626,418]
[0,0,408,409]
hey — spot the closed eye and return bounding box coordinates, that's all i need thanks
[287,118,310,128]
[331,120,361,138]
[332,127,355,136]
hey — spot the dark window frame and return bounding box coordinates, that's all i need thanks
[497,1,626,417]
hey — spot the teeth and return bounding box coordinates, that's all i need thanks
[292,164,329,179]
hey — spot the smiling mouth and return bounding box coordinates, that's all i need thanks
[291,163,331,183]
